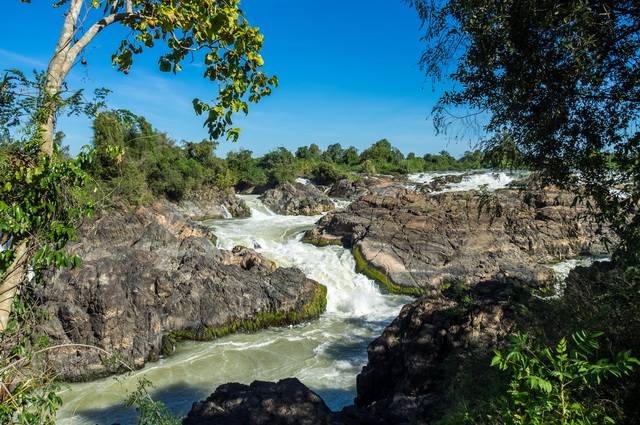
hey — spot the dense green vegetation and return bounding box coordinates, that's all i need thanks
[84,109,501,205]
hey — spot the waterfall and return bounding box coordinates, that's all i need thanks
[219,204,233,219]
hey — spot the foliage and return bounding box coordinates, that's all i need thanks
[0,70,109,143]
[125,379,181,425]
[225,149,267,189]
[258,147,296,184]
[409,0,640,263]
[20,0,277,144]
[483,331,639,425]
[0,139,93,275]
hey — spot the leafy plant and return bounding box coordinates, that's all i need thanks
[125,379,181,425]
[485,331,639,425]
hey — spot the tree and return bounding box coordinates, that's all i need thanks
[1,0,276,331]
[259,147,296,184]
[22,0,277,153]
[360,139,404,169]
[409,0,640,262]
[323,143,345,163]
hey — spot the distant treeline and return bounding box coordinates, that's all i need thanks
[85,110,522,204]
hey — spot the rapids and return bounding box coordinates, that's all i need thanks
[56,196,410,424]
[55,178,589,424]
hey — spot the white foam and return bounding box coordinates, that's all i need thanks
[407,170,527,193]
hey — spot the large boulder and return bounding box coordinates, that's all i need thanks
[353,281,517,424]
[183,378,335,425]
[175,188,250,220]
[260,182,335,216]
[37,202,326,382]
[304,186,608,295]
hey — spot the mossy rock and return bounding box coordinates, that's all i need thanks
[302,236,344,247]
[161,283,327,356]
[352,245,425,296]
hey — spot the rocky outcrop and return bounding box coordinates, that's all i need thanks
[353,281,517,424]
[260,182,335,216]
[175,188,250,220]
[37,202,326,382]
[184,281,520,425]
[304,186,608,295]
[417,173,465,193]
[183,379,336,425]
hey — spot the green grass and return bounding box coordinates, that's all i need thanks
[352,245,425,296]
[161,283,327,356]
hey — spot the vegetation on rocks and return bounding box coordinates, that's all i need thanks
[161,283,327,356]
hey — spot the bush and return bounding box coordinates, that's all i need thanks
[483,331,639,425]
[311,162,348,185]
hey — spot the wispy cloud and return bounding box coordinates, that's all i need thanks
[0,48,47,69]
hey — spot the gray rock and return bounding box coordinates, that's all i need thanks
[260,182,335,216]
[37,202,326,382]
[183,378,335,425]
[305,186,609,295]
[175,188,250,220]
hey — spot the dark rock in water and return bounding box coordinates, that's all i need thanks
[418,173,465,193]
[328,179,367,200]
[304,185,609,295]
[260,182,335,216]
[175,188,250,220]
[183,378,334,425]
[37,202,326,382]
[354,281,517,423]
[184,282,519,425]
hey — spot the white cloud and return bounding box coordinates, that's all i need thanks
[0,48,47,69]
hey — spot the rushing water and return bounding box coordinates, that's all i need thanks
[55,174,590,424]
[56,196,410,424]
[407,170,528,192]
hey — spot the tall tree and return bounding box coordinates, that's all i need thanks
[409,0,640,262]
[1,0,276,331]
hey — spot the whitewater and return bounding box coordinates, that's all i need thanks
[56,172,581,424]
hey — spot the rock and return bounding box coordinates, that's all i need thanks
[305,186,609,295]
[37,202,326,382]
[260,182,335,216]
[418,173,465,193]
[183,378,335,425]
[175,188,250,220]
[354,281,518,423]
[328,179,367,200]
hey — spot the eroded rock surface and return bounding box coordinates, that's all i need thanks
[260,182,335,216]
[37,202,326,382]
[353,281,517,423]
[175,188,250,220]
[183,378,335,425]
[305,185,608,295]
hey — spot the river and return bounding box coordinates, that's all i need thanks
[56,195,411,424]
[56,171,583,424]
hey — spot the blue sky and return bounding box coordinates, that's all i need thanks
[0,0,480,157]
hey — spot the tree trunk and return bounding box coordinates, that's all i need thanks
[0,241,29,332]
[40,0,84,155]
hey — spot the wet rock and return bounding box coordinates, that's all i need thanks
[354,281,518,423]
[418,173,465,193]
[37,202,326,382]
[260,182,335,216]
[183,378,334,425]
[328,179,368,200]
[305,186,609,295]
[175,188,250,220]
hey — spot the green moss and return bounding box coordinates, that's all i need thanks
[161,283,327,356]
[302,237,344,247]
[352,245,425,296]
